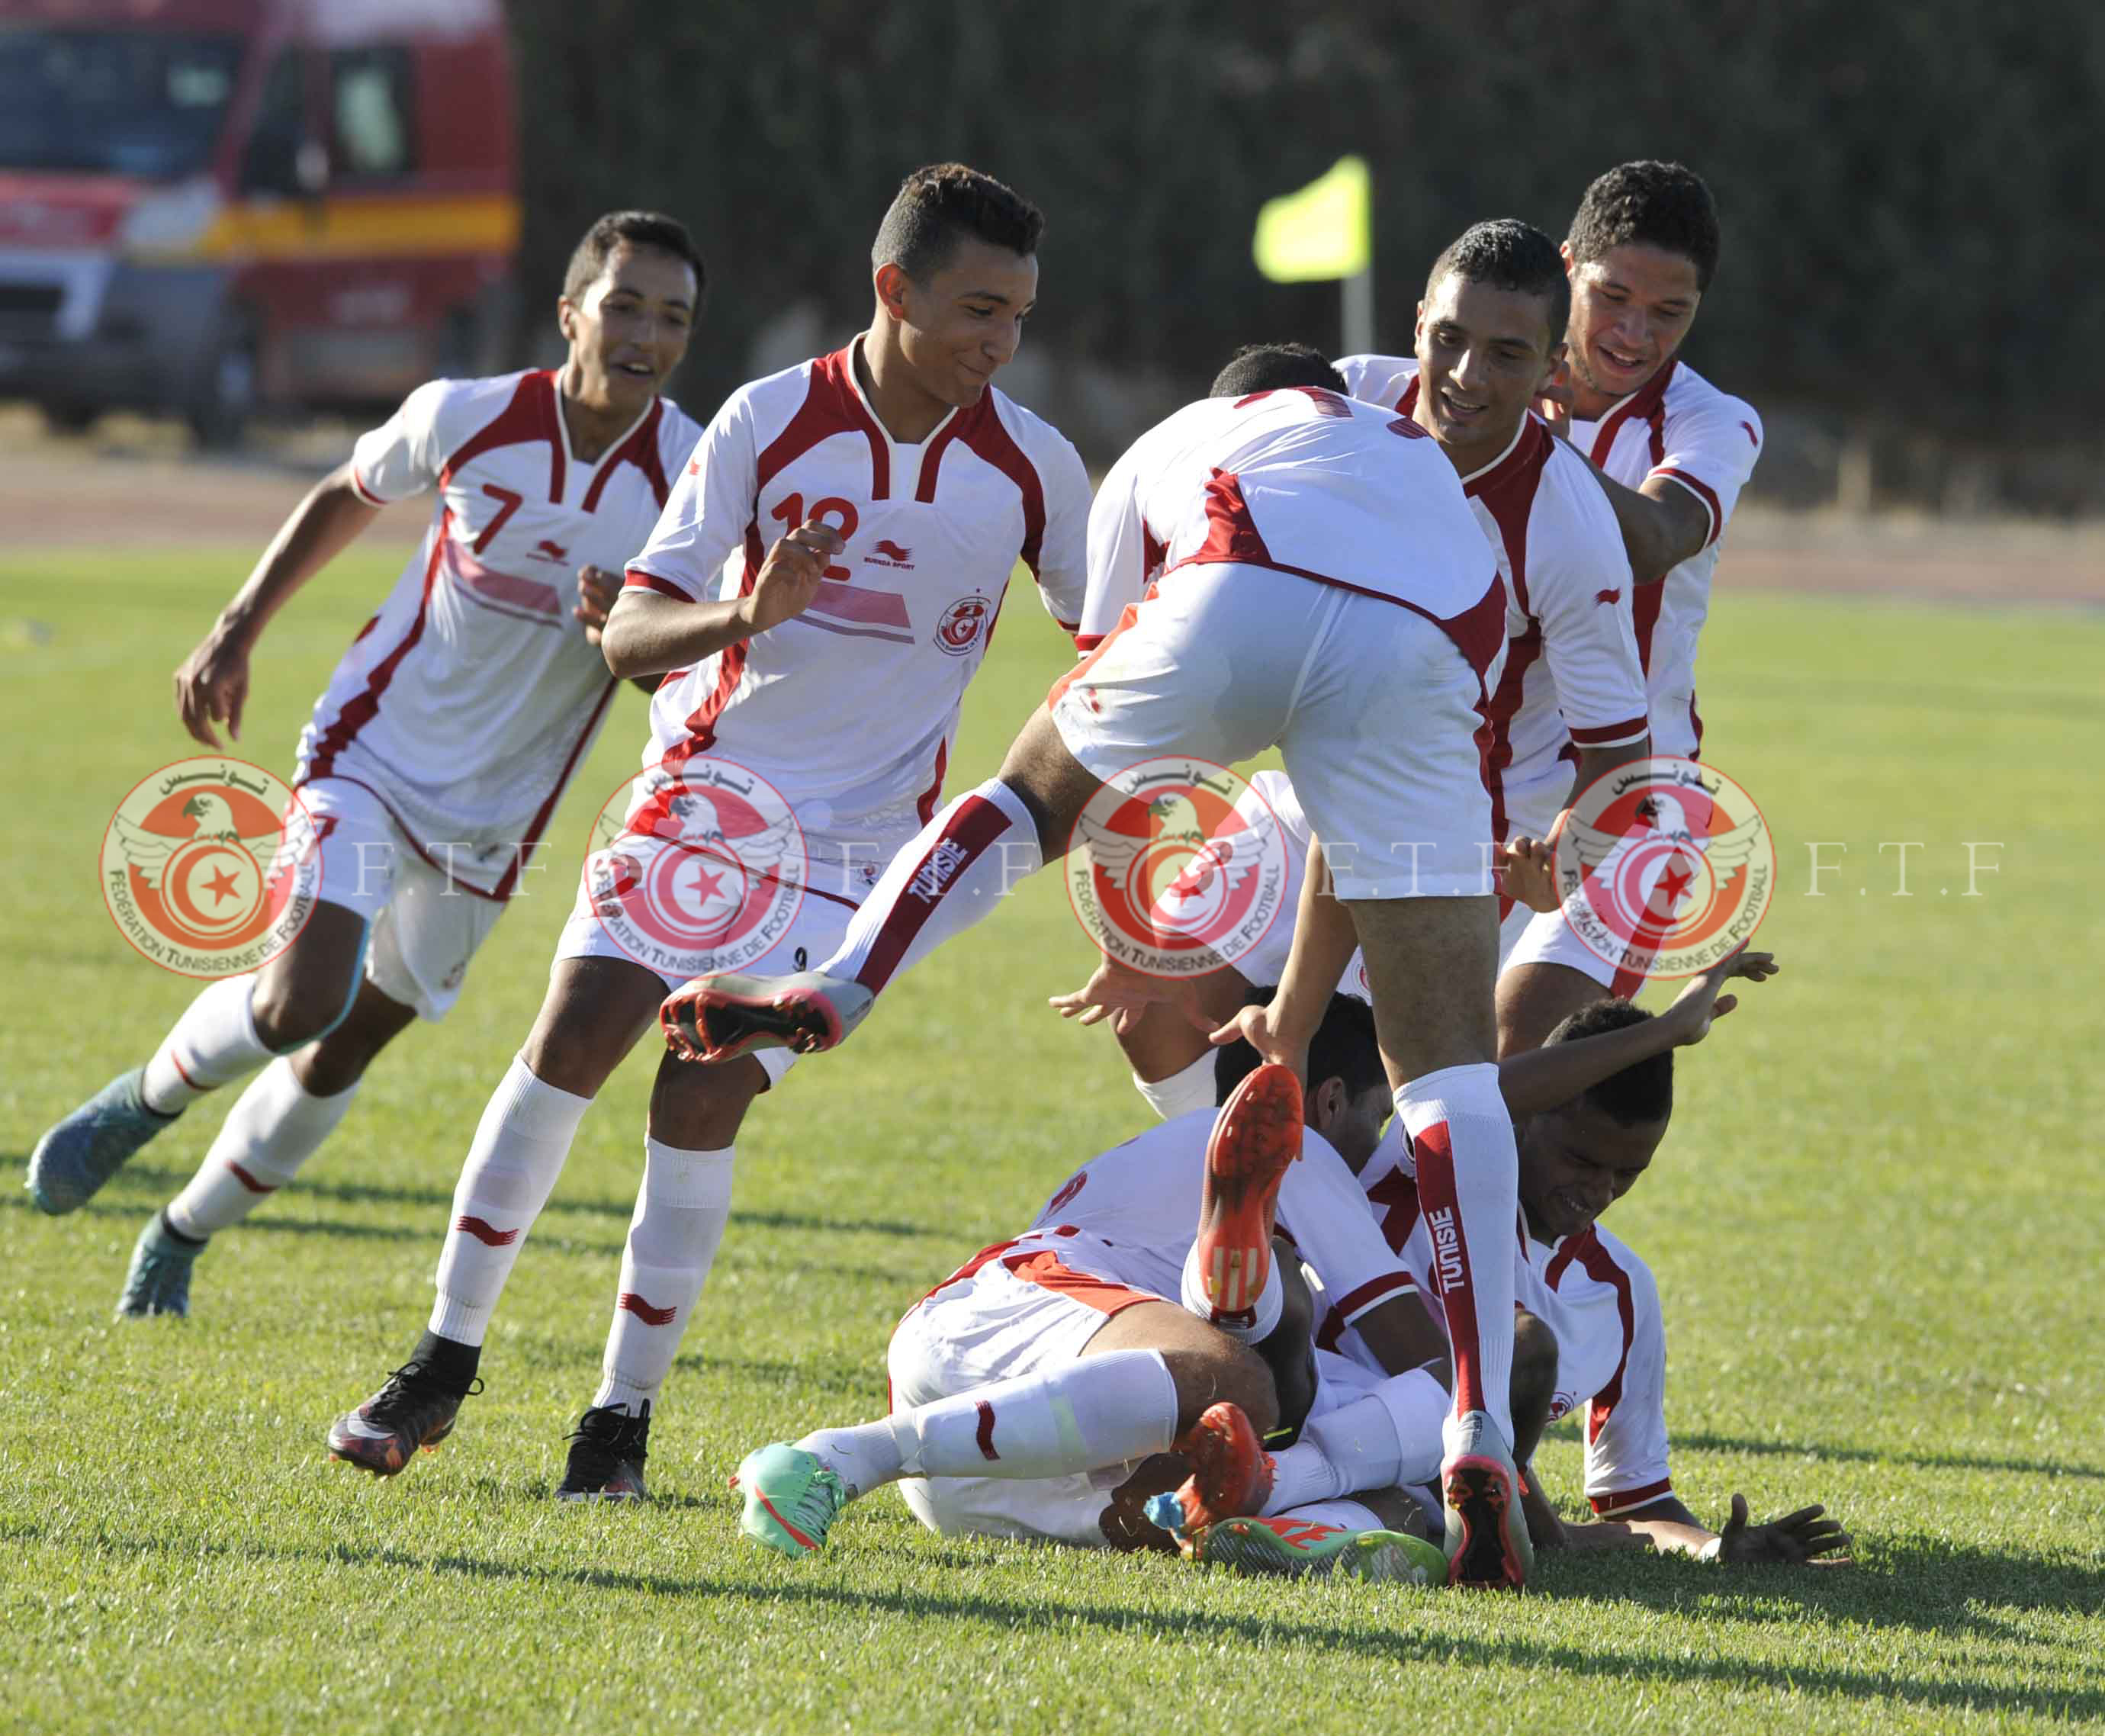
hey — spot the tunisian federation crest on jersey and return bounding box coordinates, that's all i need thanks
[98,757,322,977]
[583,757,807,979]
[1065,757,1290,979]
[1551,754,1775,981]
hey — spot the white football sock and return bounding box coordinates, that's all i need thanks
[797,1349,1178,1500]
[1133,1052,1219,1121]
[1261,1368,1449,1514]
[821,779,1043,992]
[1277,1497,1384,1532]
[428,1056,591,1345]
[592,1138,736,1413]
[1179,1237,1283,1341]
[163,1059,358,1239]
[1397,1062,1519,1448]
[141,975,272,1114]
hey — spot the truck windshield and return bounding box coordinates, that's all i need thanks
[0,27,244,178]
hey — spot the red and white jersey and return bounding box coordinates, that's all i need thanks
[625,342,1089,841]
[296,370,701,899]
[1076,387,1505,686]
[997,1110,1416,1331]
[1339,355,1647,844]
[1571,359,1763,757]
[1339,1146,1673,1518]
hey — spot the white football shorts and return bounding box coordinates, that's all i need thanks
[298,776,506,1021]
[1049,562,1493,900]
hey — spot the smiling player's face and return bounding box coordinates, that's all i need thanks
[561,241,699,418]
[1562,242,1702,412]
[892,237,1039,409]
[1515,1099,1665,1243]
[1412,272,1563,470]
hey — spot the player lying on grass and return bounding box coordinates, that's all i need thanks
[323,165,1094,1501]
[1493,159,1766,1054]
[667,342,1543,1588]
[1294,948,1850,1566]
[1088,217,1650,1121]
[26,211,709,1318]
[734,998,1514,1584]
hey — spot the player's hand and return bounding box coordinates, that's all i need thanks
[1207,998,1308,1081]
[1660,945,1780,1047]
[573,564,621,646]
[173,622,252,747]
[1049,956,1214,1035]
[1496,830,1562,915]
[1535,358,1575,439]
[1715,1493,1853,1566]
[741,519,843,635]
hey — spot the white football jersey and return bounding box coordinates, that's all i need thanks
[1338,355,1647,844]
[625,342,1090,844]
[1570,360,1763,757]
[1077,387,1504,684]
[1000,1109,1416,1331]
[1335,1145,1673,1517]
[297,370,702,898]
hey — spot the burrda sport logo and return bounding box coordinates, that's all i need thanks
[1551,754,1776,981]
[1065,757,1290,978]
[98,757,322,977]
[583,757,807,979]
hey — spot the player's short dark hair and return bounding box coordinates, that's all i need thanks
[564,210,705,307]
[1214,990,1385,1107]
[1566,161,1721,294]
[1544,998,1674,1126]
[1425,218,1570,346]
[1209,342,1348,397]
[872,162,1045,284]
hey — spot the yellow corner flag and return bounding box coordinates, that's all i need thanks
[1252,156,1371,283]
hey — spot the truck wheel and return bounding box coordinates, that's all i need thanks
[186,319,258,450]
[41,403,98,436]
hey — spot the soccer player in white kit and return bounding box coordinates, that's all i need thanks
[1500,162,1766,1053]
[667,348,1542,1588]
[731,999,1471,1583]
[1340,952,1850,1567]
[323,165,1093,1501]
[1085,222,1651,1114]
[25,212,707,1316]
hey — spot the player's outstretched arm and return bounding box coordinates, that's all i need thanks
[1210,838,1357,1077]
[174,460,380,747]
[600,519,842,681]
[1592,1491,1852,1565]
[1585,468,1713,584]
[1496,947,1778,1115]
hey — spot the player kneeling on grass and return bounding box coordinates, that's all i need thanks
[1334,950,1853,1567]
[26,211,708,1319]
[734,996,1545,1586]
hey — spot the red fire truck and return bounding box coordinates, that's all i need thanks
[0,0,519,443]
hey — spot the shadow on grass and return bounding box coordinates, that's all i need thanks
[1673,1429,2105,1483]
[2,1185,948,1248]
[10,1519,2100,1720]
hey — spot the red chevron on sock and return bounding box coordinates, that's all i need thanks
[619,1291,677,1326]
[454,1215,520,1247]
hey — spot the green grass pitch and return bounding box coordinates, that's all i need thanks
[1,545,2099,1734]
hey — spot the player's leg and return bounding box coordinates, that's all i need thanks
[555,1046,766,1500]
[122,854,498,1316]
[1278,596,1531,1588]
[117,976,416,1318]
[665,564,1303,1064]
[326,954,666,1476]
[661,709,1101,1062]
[741,1259,1278,1555]
[1119,970,1250,1121]
[27,786,397,1214]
